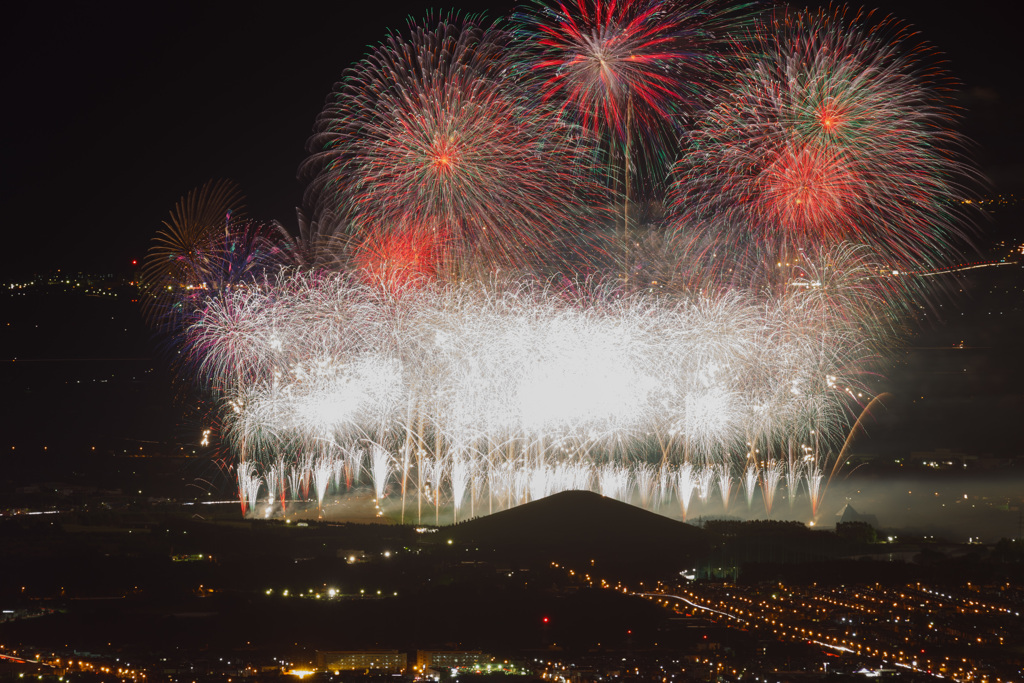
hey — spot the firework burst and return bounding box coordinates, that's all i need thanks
[517,0,752,194]
[669,6,975,284]
[176,267,875,520]
[305,14,604,274]
[141,3,984,525]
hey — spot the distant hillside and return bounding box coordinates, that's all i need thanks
[448,490,709,575]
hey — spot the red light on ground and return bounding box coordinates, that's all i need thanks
[542,617,549,624]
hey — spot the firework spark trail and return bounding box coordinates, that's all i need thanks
[634,462,657,508]
[489,460,512,511]
[346,446,364,489]
[696,464,715,504]
[516,0,753,199]
[760,459,783,517]
[304,15,604,275]
[297,453,313,500]
[598,462,632,501]
[555,461,593,494]
[236,460,261,515]
[331,457,344,493]
[266,458,284,510]
[185,265,876,520]
[313,454,334,509]
[287,465,303,505]
[805,461,825,518]
[675,462,697,519]
[426,455,446,524]
[668,6,976,290]
[785,455,802,508]
[450,451,471,521]
[368,444,393,502]
[471,466,486,518]
[143,0,984,527]
[415,450,432,522]
[716,462,734,511]
[743,461,758,510]
[658,464,673,509]
[530,464,550,502]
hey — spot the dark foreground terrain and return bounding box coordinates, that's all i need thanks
[2,491,1022,682]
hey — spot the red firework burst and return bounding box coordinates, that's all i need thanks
[516,0,754,203]
[519,0,745,138]
[304,14,605,274]
[353,224,448,295]
[755,143,860,242]
[669,6,977,284]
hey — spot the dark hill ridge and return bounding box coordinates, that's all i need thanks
[448,490,709,574]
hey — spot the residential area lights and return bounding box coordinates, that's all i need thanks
[551,562,1021,681]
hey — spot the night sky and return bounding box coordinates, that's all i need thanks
[2,0,1020,275]
[2,1,1021,463]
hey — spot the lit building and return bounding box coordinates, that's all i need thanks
[416,650,487,671]
[316,650,407,673]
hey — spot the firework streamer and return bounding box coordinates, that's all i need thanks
[696,463,715,505]
[716,462,733,511]
[785,452,802,508]
[658,462,673,509]
[517,0,753,252]
[368,443,393,502]
[287,463,303,505]
[675,462,697,519]
[266,458,283,511]
[298,453,313,501]
[191,272,887,522]
[313,454,334,510]
[427,455,446,524]
[450,451,471,522]
[305,15,604,277]
[236,460,261,515]
[634,462,657,507]
[805,460,825,518]
[760,459,783,517]
[331,456,345,493]
[669,6,976,291]
[346,446,365,489]
[742,461,758,510]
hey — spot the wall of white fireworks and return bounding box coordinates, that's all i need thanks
[191,269,877,521]
[145,3,978,525]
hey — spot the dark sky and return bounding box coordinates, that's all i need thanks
[1,1,1021,465]
[1,0,1020,276]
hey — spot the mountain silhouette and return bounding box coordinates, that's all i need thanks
[448,490,709,575]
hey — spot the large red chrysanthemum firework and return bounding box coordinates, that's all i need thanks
[517,0,751,194]
[669,6,976,283]
[305,14,605,275]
